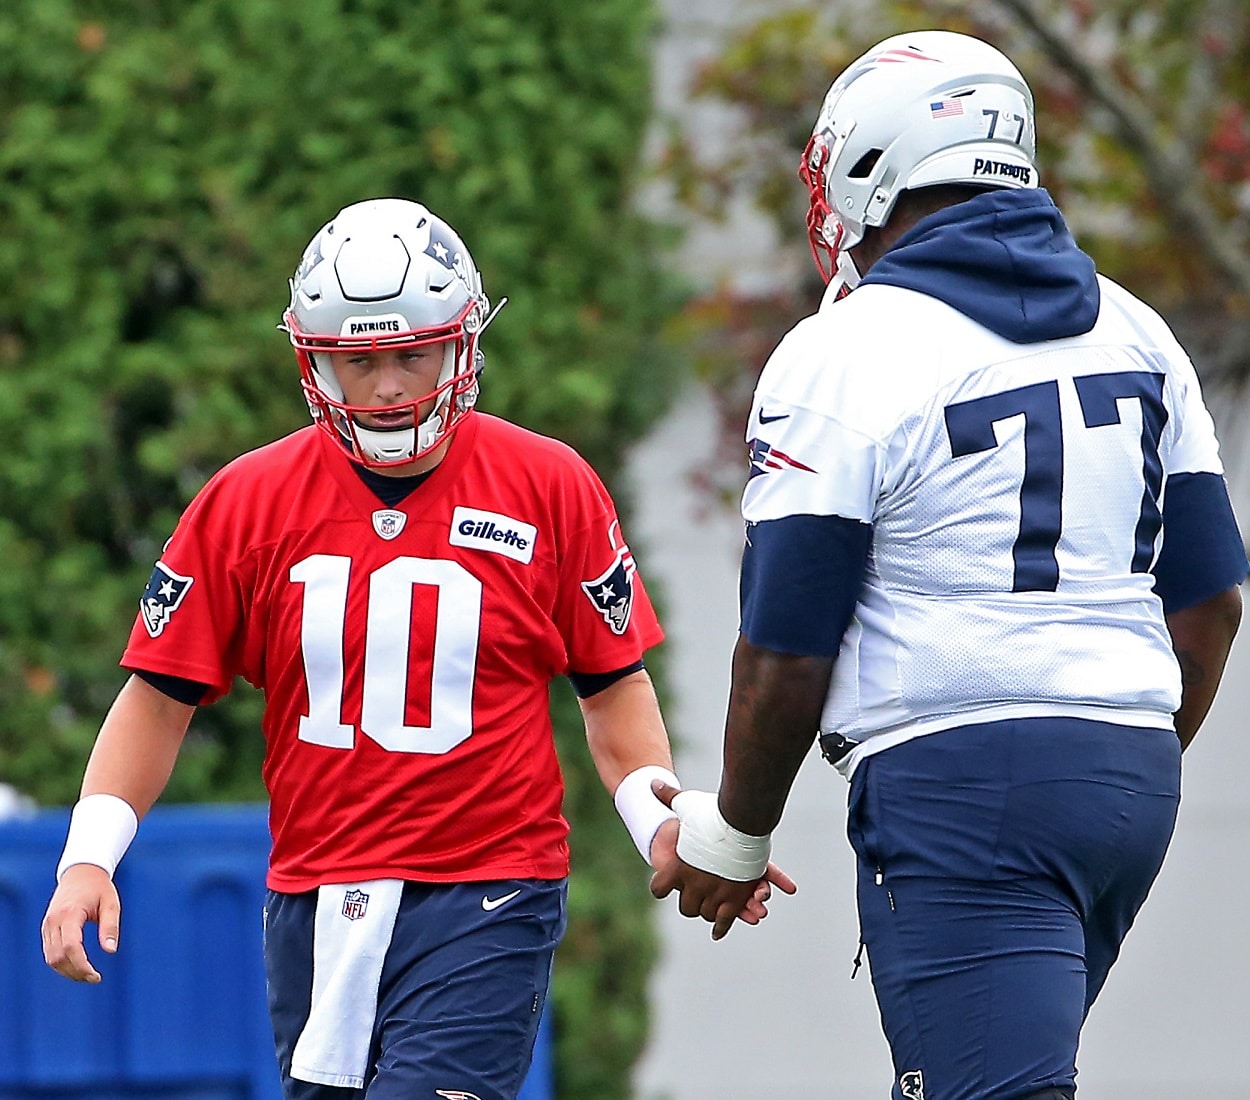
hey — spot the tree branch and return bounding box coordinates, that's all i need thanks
[992,0,1250,309]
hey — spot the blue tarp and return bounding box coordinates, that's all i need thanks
[0,805,552,1100]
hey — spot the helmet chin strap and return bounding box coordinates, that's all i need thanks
[351,390,450,466]
[314,342,460,466]
[828,250,862,302]
[478,295,508,336]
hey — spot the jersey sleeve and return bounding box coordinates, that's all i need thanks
[120,473,251,704]
[741,332,887,525]
[739,514,871,656]
[1153,472,1248,611]
[551,460,663,672]
[1141,343,1248,609]
[1163,345,1225,477]
[737,334,882,654]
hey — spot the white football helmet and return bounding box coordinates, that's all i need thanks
[284,198,491,467]
[799,30,1039,288]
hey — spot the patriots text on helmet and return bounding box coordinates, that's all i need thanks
[348,319,403,336]
[973,158,1033,184]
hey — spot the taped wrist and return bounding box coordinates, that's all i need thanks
[672,790,771,882]
[56,793,139,882]
[613,765,680,866]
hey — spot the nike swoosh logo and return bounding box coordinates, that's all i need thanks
[481,888,522,912]
[758,411,789,424]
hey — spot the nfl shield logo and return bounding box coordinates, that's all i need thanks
[342,889,369,921]
[372,509,407,541]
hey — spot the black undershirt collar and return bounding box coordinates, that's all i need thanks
[351,462,434,507]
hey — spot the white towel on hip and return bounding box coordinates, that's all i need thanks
[290,879,405,1088]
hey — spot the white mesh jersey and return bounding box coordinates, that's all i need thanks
[743,276,1226,774]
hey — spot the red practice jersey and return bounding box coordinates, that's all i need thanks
[122,415,663,890]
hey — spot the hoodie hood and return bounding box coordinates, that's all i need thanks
[859,188,1100,343]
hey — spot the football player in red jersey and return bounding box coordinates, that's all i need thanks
[40,198,794,1100]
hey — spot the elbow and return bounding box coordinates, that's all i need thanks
[1168,583,1243,638]
[1165,584,1243,678]
[1208,583,1244,643]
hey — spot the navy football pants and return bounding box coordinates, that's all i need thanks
[265,878,566,1100]
[847,718,1180,1100]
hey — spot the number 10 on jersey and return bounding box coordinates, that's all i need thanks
[291,554,482,754]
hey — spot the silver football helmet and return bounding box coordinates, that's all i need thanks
[799,30,1039,288]
[284,198,490,467]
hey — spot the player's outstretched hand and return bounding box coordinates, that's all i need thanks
[41,864,121,983]
[648,781,796,941]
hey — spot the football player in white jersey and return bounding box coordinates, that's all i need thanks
[652,30,1246,1100]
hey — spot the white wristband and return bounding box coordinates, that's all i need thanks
[672,789,771,882]
[56,793,140,882]
[613,765,680,866]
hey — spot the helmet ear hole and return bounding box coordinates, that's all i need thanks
[847,149,883,179]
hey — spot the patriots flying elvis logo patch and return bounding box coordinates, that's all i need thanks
[140,561,194,638]
[581,530,637,636]
[747,437,818,480]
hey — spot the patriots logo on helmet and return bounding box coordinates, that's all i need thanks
[900,1069,925,1099]
[292,232,325,289]
[581,523,637,636]
[874,45,941,64]
[425,228,475,296]
[747,437,818,480]
[823,44,942,109]
[140,561,194,638]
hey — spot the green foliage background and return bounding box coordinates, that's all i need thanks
[0,2,677,1095]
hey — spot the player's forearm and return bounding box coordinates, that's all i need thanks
[1167,584,1242,750]
[80,674,196,817]
[718,635,834,837]
[579,669,675,794]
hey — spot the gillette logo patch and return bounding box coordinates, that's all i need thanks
[449,507,537,564]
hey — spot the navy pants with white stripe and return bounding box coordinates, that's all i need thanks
[265,878,566,1100]
[848,717,1180,1100]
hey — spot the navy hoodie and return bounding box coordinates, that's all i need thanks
[860,188,1100,343]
